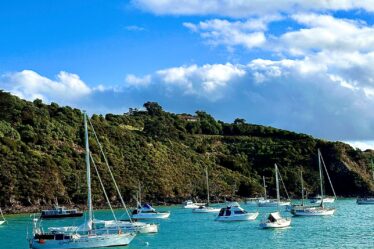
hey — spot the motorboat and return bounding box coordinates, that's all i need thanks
[259,212,291,229]
[40,206,83,219]
[28,112,136,249]
[131,203,170,220]
[356,197,374,205]
[260,164,291,229]
[215,202,258,221]
[183,200,204,209]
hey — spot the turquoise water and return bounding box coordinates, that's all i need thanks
[1,199,373,248]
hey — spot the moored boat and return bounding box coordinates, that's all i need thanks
[356,197,374,205]
[0,208,6,225]
[260,164,291,229]
[192,167,221,213]
[215,202,258,221]
[131,203,170,220]
[40,206,83,219]
[291,149,336,217]
[28,112,136,249]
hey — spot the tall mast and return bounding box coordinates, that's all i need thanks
[275,164,280,206]
[138,182,142,205]
[301,168,304,206]
[205,167,210,206]
[84,112,93,223]
[318,149,324,207]
[263,176,267,199]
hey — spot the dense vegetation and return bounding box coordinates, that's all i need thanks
[0,91,373,212]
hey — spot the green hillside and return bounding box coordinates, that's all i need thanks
[0,91,373,212]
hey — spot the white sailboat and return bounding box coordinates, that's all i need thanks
[215,202,259,221]
[0,208,6,225]
[28,112,136,249]
[357,160,374,205]
[260,164,291,229]
[291,149,336,216]
[192,167,220,213]
[257,173,290,207]
[87,119,158,234]
[131,184,170,220]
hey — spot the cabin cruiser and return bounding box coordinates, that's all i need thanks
[357,197,374,205]
[40,206,83,219]
[131,203,170,220]
[215,202,258,221]
[259,212,291,229]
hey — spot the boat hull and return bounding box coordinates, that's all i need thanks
[309,197,335,204]
[131,212,170,220]
[0,220,5,225]
[192,207,220,213]
[260,219,291,229]
[257,200,290,207]
[357,198,374,205]
[215,212,259,221]
[41,213,83,219]
[291,207,335,216]
[30,233,135,249]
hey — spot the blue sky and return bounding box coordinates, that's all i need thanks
[1,0,374,149]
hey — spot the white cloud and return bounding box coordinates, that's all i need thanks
[125,25,145,31]
[183,18,279,49]
[279,14,374,55]
[125,74,152,87]
[132,0,374,17]
[0,70,91,103]
[345,140,374,150]
[156,63,246,97]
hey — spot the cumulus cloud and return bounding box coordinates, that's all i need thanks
[183,17,280,49]
[345,140,374,150]
[156,63,246,98]
[132,0,374,17]
[0,70,91,103]
[125,74,152,87]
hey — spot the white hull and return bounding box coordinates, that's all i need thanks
[258,200,290,207]
[0,220,5,225]
[192,207,220,213]
[310,197,335,204]
[215,212,259,221]
[101,220,158,234]
[260,218,291,229]
[292,207,335,216]
[131,212,170,220]
[30,233,135,249]
[183,204,201,209]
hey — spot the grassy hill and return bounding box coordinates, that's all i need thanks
[0,90,373,212]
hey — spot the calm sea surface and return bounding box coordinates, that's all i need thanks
[1,199,373,249]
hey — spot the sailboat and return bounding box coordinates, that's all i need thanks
[286,169,306,212]
[28,112,136,249]
[192,167,221,213]
[131,183,170,220]
[0,208,6,225]
[259,164,291,229]
[291,149,336,216]
[257,173,290,207]
[357,160,374,205]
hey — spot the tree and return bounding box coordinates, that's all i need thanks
[144,102,163,116]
